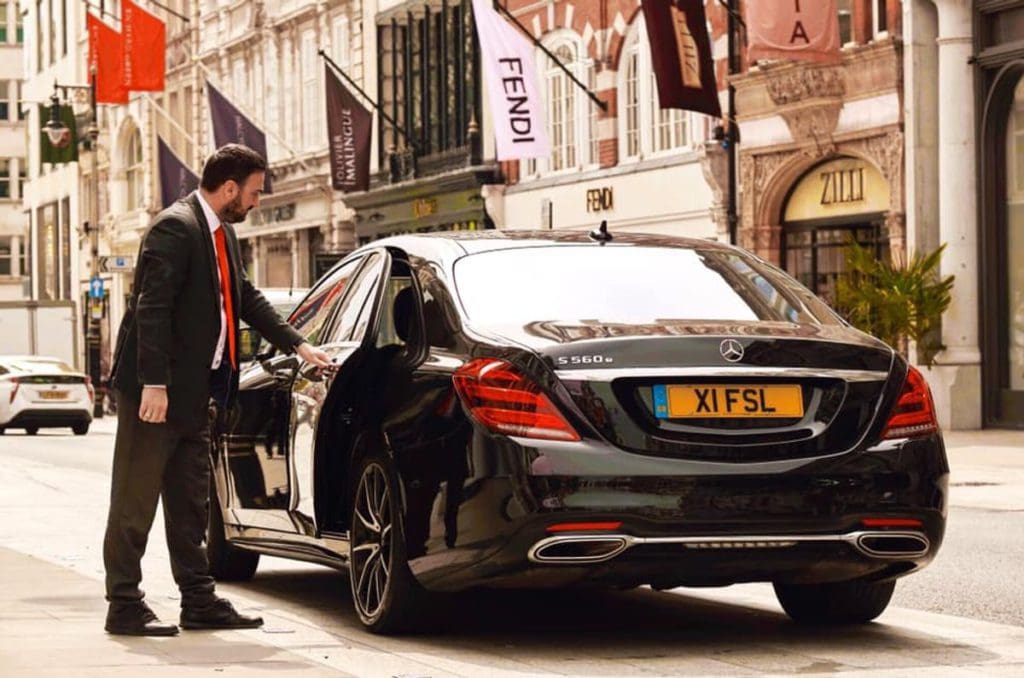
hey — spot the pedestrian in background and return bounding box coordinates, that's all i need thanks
[102,144,334,636]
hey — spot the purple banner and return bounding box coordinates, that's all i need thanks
[157,136,199,209]
[206,81,272,193]
[640,0,722,117]
[325,64,372,193]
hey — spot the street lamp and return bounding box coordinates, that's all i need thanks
[43,80,104,419]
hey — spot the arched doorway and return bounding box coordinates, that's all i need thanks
[781,157,892,305]
[980,59,1024,428]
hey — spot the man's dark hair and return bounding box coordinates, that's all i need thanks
[199,144,267,191]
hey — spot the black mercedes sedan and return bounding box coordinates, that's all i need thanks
[208,231,947,634]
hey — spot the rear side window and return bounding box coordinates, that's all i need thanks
[453,246,839,326]
[291,259,361,345]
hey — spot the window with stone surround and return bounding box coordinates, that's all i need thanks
[618,14,693,162]
[124,128,144,211]
[522,33,597,179]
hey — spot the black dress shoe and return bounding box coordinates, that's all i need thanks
[105,602,179,636]
[180,598,263,630]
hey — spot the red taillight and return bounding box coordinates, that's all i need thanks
[84,376,95,403]
[862,518,923,528]
[8,377,19,404]
[882,366,939,440]
[453,359,581,442]
[546,522,623,533]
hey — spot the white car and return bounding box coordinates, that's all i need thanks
[0,356,94,436]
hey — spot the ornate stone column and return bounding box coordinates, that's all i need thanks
[930,0,981,429]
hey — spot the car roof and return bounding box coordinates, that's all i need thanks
[351,230,737,269]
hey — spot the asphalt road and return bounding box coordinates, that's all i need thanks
[2,421,1022,630]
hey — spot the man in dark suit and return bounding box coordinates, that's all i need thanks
[103,144,334,636]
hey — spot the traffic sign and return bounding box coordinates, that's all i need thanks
[89,276,104,300]
[99,255,135,273]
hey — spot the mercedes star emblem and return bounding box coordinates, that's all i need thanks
[720,339,745,363]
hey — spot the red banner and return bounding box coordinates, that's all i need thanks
[87,14,128,104]
[123,0,166,91]
[747,0,841,65]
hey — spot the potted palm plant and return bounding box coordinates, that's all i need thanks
[835,240,955,367]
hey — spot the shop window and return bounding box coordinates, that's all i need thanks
[124,128,144,211]
[1006,78,1024,390]
[0,81,8,121]
[618,14,693,162]
[784,225,889,305]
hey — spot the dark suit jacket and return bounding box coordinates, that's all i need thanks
[111,193,304,423]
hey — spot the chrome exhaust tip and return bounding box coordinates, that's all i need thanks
[854,532,930,558]
[529,535,630,564]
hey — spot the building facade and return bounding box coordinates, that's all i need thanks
[730,0,904,304]
[194,0,368,287]
[972,0,1024,428]
[499,0,719,239]
[903,0,1024,429]
[21,0,90,366]
[0,0,27,300]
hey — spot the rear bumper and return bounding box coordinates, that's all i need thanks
[406,433,948,592]
[4,408,92,429]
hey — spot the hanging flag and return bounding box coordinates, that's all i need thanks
[123,0,166,92]
[39,104,79,164]
[324,64,372,192]
[747,0,841,65]
[470,0,549,161]
[157,136,200,209]
[87,14,129,105]
[640,0,721,118]
[206,81,272,193]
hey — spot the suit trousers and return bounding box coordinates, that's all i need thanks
[102,389,217,609]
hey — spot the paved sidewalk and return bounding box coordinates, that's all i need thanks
[0,547,338,677]
[943,429,1024,511]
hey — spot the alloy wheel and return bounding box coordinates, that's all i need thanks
[351,462,393,621]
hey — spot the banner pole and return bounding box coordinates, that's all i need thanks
[318,50,419,152]
[490,1,607,112]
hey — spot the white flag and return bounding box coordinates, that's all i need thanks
[471,0,550,161]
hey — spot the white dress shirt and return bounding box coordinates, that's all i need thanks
[195,192,230,370]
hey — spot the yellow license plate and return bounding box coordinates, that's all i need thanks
[654,384,804,419]
[39,390,69,400]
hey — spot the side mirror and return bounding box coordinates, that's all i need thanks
[238,327,264,363]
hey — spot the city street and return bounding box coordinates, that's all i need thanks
[0,419,1022,676]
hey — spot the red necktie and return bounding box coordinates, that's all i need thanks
[214,226,237,369]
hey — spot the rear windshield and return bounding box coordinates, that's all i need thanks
[453,246,839,326]
[1,359,77,374]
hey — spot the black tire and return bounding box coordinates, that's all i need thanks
[72,423,89,436]
[774,578,896,625]
[349,450,429,634]
[25,427,39,436]
[206,481,259,581]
